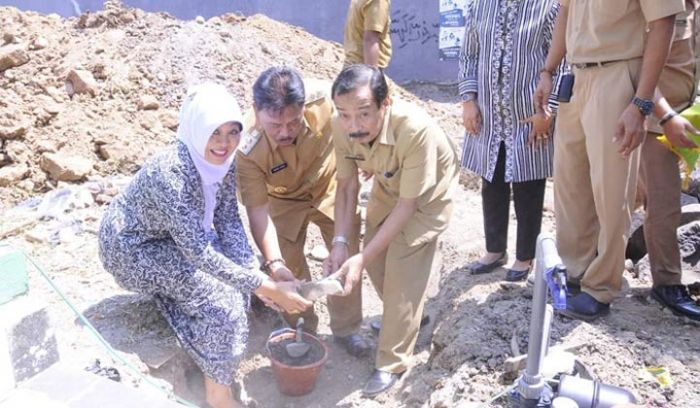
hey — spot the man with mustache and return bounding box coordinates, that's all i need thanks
[236,66,369,357]
[326,64,459,396]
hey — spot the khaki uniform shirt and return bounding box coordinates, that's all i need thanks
[236,79,336,241]
[649,0,699,134]
[343,0,392,68]
[333,100,459,247]
[559,0,685,64]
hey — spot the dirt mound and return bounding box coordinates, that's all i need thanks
[0,3,348,209]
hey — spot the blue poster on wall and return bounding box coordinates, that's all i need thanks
[438,0,467,60]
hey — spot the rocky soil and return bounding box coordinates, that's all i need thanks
[1,3,699,408]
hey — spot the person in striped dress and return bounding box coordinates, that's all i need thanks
[458,0,561,282]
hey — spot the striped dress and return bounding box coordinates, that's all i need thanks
[458,0,560,183]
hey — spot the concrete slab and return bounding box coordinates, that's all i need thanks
[0,364,185,408]
[0,295,59,387]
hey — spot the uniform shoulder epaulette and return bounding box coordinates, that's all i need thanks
[239,128,262,156]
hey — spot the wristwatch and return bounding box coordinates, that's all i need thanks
[631,96,654,117]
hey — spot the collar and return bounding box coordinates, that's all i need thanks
[373,105,394,146]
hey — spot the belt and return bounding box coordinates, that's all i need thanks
[571,59,627,70]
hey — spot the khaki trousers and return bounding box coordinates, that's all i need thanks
[276,209,363,336]
[364,225,439,373]
[553,60,641,304]
[638,132,683,286]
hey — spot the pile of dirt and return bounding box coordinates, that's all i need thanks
[1,4,699,408]
[0,3,350,208]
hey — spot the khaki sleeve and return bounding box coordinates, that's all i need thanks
[332,118,357,179]
[640,0,685,22]
[398,126,437,199]
[363,0,391,33]
[235,152,269,208]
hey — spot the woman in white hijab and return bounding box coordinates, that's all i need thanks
[99,83,311,408]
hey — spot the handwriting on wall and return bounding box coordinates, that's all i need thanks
[391,9,439,49]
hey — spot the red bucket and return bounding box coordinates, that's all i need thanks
[266,329,328,396]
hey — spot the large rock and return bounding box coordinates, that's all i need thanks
[678,221,700,266]
[97,143,128,161]
[159,110,179,130]
[5,141,30,164]
[0,163,29,187]
[29,36,49,51]
[138,95,160,110]
[0,122,30,140]
[0,45,29,72]
[40,152,93,181]
[65,69,99,97]
[686,167,700,200]
[626,209,647,263]
[627,204,700,263]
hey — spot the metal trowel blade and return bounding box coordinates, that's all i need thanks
[297,277,344,301]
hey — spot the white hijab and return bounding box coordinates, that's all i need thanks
[176,82,243,232]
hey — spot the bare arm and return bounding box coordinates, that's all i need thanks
[616,15,676,156]
[534,5,567,113]
[652,89,699,148]
[363,30,381,66]
[635,16,675,100]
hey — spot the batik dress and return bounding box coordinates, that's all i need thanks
[458,0,560,183]
[98,141,261,385]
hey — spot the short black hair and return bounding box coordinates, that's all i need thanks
[332,64,389,108]
[253,66,306,112]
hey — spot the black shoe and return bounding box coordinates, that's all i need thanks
[467,252,508,275]
[371,315,430,334]
[651,285,700,321]
[334,333,370,357]
[559,292,610,322]
[362,369,402,397]
[504,267,530,282]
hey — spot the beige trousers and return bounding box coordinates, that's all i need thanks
[364,225,439,373]
[553,60,641,304]
[276,209,363,336]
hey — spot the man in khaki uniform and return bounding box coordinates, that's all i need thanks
[639,0,700,321]
[236,66,368,356]
[343,0,392,68]
[326,65,458,396]
[534,0,682,320]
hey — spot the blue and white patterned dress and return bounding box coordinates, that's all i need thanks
[98,141,261,385]
[458,0,560,183]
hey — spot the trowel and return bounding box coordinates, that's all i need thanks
[285,317,310,358]
[297,277,344,301]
